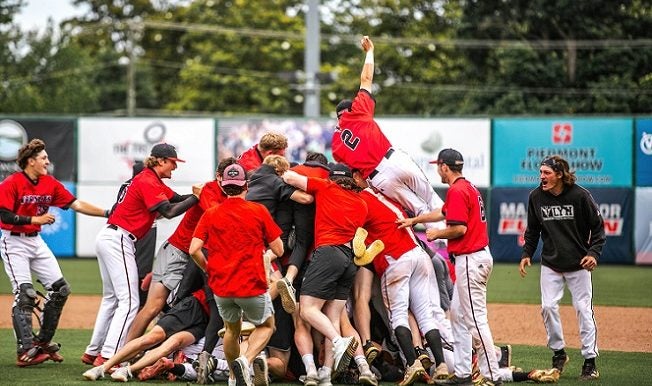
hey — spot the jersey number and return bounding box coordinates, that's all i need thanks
[478,196,487,223]
[340,129,360,151]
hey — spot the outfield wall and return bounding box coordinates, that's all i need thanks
[0,116,649,264]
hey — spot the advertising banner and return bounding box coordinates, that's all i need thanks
[216,118,335,164]
[0,118,75,182]
[635,188,652,264]
[493,118,633,187]
[635,119,652,186]
[78,118,215,184]
[376,118,491,188]
[41,182,76,257]
[489,187,633,263]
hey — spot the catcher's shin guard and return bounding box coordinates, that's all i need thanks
[12,283,38,353]
[37,278,70,343]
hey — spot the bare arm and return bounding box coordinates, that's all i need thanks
[282,170,308,191]
[290,190,314,204]
[268,237,284,258]
[70,200,108,217]
[360,36,374,92]
[396,208,444,229]
[425,224,467,242]
[189,237,207,272]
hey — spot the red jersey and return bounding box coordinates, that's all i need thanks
[305,177,367,248]
[237,144,264,173]
[0,172,75,233]
[109,167,175,239]
[359,189,419,276]
[442,177,489,255]
[332,90,392,179]
[167,180,226,253]
[193,197,282,298]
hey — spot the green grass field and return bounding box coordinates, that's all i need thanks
[1,261,651,385]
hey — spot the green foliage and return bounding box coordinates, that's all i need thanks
[2,0,652,115]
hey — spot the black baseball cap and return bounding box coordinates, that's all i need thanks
[336,100,352,118]
[151,143,185,163]
[430,148,464,166]
[221,163,247,187]
[329,163,353,178]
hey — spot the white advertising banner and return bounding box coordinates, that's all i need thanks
[635,187,652,265]
[375,118,491,187]
[78,118,215,184]
[75,183,190,257]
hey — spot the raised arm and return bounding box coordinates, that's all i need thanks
[360,35,374,92]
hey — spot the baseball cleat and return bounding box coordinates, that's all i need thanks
[276,277,298,314]
[333,336,358,376]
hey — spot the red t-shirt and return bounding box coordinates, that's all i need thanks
[359,189,419,276]
[237,144,264,173]
[193,197,282,297]
[332,90,392,179]
[168,180,226,252]
[109,167,175,239]
[442,177,489,255]
[291,163,330,179]
[0,172,76,233]
[305,177,368,248]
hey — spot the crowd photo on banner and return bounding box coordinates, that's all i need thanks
[5,34,640,386]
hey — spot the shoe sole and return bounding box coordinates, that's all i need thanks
[399,368,426,386]
[334,338,359,376]
[276,280,297,314]
[364,346,379,364]
[16,353,50,367]
[359,374,379,386]
[253,357,269,386]
[197,353,208,384]
[233,359,252,386]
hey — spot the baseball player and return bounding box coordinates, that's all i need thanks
[238,132,289,173]
[351,171,450,385]
[83,143,202,365]
[332,36,444,229]
[189,162,283,386]
[0,138,109,367]
[399,149,501,385]
[519,155,604,381]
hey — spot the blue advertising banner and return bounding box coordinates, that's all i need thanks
[41,182,76,257]
[493,118,633,187]
[635,119,652,186]
[489,187,633,264]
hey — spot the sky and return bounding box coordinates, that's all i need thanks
[14,0,87,32]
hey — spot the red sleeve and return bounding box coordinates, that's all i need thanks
[50,178,76,208]
[0,177,17,211]
[444,187,469,226]
[259,205,282,244]
[305,177,327,195]
[143,179,174,212]
[192,210,212,242]
[351,89,375,120]
[198,182,222,211]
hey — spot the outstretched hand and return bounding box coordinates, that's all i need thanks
[361,35,374,52]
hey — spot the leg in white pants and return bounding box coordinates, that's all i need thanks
[451,252,500,382]
[540,265,567,352]
[86,227,139,358]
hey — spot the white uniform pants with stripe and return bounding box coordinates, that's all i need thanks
[450,249,500,383]
[1,231,63,293]
[380,246,452,343]
[369,149,445,229]
[86,226,139,358]
[540,265,599,359]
